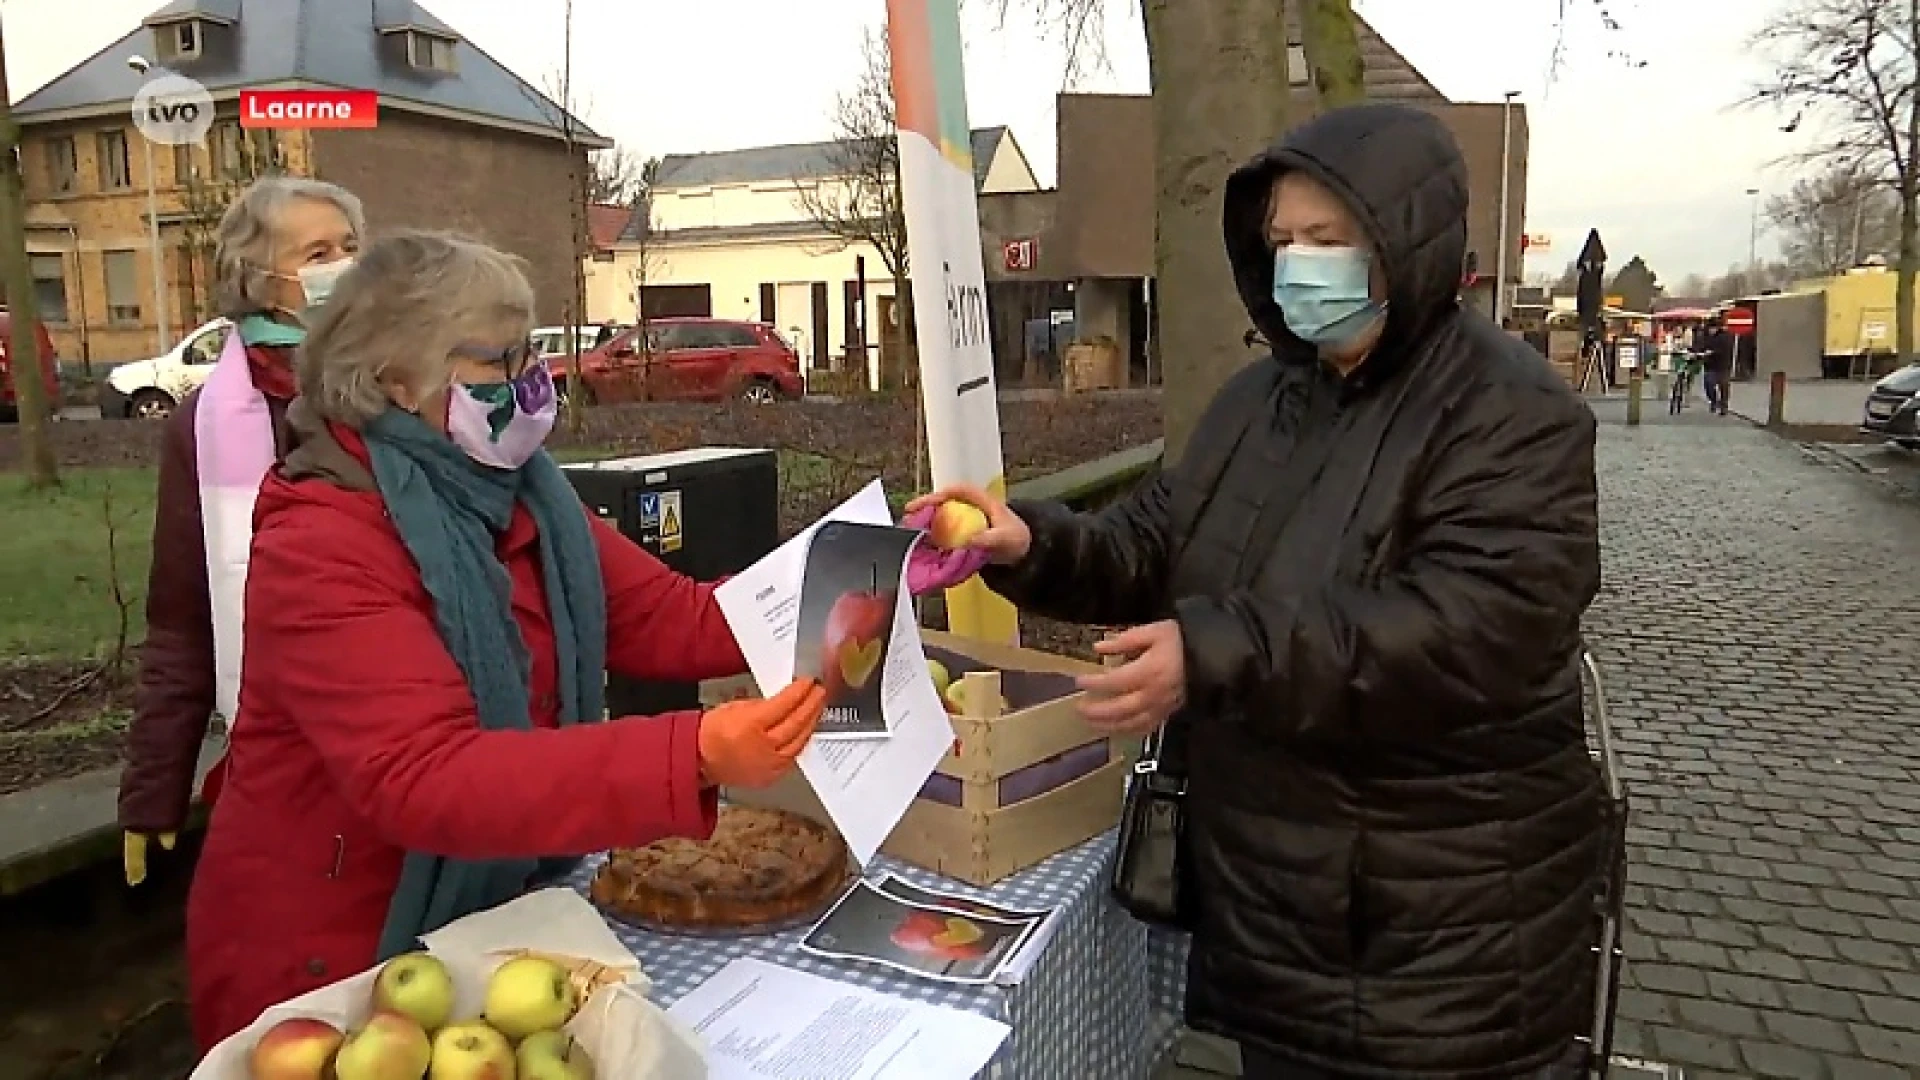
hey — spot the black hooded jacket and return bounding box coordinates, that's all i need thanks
[982,105,1605,1077]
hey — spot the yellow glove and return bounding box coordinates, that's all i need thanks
[123,830,177,887]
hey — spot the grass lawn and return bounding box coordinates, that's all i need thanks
[0,467,157,661]
[0,450,854,663]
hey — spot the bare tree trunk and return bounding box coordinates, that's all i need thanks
[1299,0,1366,108]
[1900,181,1916,366]
[1147,0,1294,460]
[0,14,59,489]
[1903,0,1920,366]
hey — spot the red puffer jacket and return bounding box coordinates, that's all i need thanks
[186,419,743,1052]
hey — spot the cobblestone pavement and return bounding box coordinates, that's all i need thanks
[1588,420,1920,1079]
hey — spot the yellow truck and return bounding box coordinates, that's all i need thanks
[1821,265,1908,376]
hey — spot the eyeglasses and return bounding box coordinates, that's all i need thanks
[450,339,538,378]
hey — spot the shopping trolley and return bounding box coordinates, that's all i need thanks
[1576,647,1630,1078]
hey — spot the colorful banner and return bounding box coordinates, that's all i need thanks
[886,0,1017,645]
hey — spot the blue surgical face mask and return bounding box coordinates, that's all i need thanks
[1271,245,1384,347]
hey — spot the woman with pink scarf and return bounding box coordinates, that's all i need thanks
[117,176,364,885]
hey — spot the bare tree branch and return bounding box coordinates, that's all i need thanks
[792,27,910,280]
[1749,0,1920,361]
[1766,160,1902,274]
[984,0,1112,84]
[587,145,643,205]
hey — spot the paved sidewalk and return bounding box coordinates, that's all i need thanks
[1587,422,1920,1078]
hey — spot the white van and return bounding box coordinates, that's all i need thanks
[100,318,234,419]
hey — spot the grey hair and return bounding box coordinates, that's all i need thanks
[212,176,366,318]
[297,230,537,427]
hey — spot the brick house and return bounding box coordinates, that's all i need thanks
[974,12,1529,385]
[14,0,604,367]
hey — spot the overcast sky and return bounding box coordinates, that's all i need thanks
[7,0,1824,282]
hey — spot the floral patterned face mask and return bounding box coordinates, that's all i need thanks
[444,351,557,470]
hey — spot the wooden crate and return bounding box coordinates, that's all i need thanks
[1063,340,1124,393]
[726,629,1132,886]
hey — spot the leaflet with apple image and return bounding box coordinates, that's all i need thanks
[792,520,922,739]
[798,877,1048,986]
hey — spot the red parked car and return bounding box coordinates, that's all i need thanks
[0,309,60,421]
[559,318,804,404]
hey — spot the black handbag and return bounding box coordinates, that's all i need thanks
[1111,720,1196,927]
[1108,359,1286,930]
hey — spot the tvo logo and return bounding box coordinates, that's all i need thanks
[131,74,215,146]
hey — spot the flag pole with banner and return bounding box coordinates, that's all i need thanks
[885,0,1018,645]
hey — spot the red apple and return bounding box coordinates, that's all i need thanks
[249,1017,343,1080]
[821,589,893,695]
[889,911,946,953]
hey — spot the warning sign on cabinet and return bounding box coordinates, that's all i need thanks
[659,490,683,553]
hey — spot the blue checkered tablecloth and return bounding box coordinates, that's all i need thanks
[563,830,1186,1078]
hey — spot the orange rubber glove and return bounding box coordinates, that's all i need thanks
[696,678,827,789]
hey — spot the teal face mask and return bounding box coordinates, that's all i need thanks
[1272,245,1384,346]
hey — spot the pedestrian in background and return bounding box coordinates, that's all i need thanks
[118,176,363,888]
[1699,315,1735,415]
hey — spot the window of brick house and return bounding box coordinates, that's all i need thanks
[45,137,78,195]
[173,141,197,186]
[104,250,141,324]
[30,254,68,324]
[248,128,283,171]
[1286,44,1312,86]
[406,30,458,73]
[97,130,131,189]
[156,19,204,62]
[210,121,243,179]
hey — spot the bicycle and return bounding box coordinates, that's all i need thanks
[1668,355,1698,415]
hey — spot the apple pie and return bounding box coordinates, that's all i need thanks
[590,807,851,933]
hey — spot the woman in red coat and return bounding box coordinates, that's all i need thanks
[119,176,364,886]
[185,230,827,1052]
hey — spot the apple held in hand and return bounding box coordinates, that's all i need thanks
[429,1021,516,1080]
[371,951,455,1033]
[248,1017,343,1080]
[483,954,579,1041]
[821,589,892,695]
[331,1011,431,1080]
[928,500,990,549]
[517,1029,596,1080]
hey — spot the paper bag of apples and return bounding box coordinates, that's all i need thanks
[191,888,706,1079]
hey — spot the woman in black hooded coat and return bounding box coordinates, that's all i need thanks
[912,103,1606,1078]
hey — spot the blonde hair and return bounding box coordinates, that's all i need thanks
[297,230,536,427]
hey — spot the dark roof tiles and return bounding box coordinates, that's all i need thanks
[19,0,597,142]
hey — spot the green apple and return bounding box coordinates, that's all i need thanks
[926,658,951,697]
[427,1021,514,1080]
[331,1011,431,1080]
[482,955,578,1041]
[516,1029,595,1079]
[371,951,455,1033]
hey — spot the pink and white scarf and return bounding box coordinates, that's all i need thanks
[194,329,277,733]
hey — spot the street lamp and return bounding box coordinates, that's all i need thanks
[127,54,172,353]
[1495,90,1521,326]
[1745,187,1760,274]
